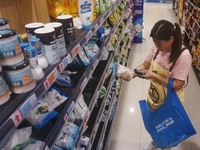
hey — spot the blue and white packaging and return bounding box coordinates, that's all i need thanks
[132,0,144,43]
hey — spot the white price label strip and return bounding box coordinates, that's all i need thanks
[62,56,69,69]
[93,59,98,69]
[80,77,88,91]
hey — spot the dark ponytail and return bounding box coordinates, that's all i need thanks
[150,20,182,63]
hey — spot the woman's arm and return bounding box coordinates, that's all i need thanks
[120,61,151,81]
[143,72,185,90]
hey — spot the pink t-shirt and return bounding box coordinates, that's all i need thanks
[145,45,192,81]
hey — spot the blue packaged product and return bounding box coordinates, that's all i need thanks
[56,132,74,149]
[30,38,43,57]
[62,122,80,139]
[24,46,37,58]
[20,42,29,54]
[26,101,58,129]
[83,42,100,61]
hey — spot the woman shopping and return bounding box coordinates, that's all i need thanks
[121,19,192,150]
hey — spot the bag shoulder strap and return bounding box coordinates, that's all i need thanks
[169,47,187,71]
[169,47,189,87]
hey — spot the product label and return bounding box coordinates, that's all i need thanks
[25,47,37,58]
[0,38,22,58]
[80,3,92,14]
[79,2,92,29]
[6,67,34,87]
[0,76,9,95]
[30,39,42,56]
[27,34,37,44]
[67,27,76,43]
[42,41,61,65]
[57,34,67,56]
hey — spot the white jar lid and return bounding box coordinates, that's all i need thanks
[25,22,44,28]
[44,22,62,28]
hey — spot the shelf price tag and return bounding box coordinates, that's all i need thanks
[93,59,98,69]
[99,18,104,26]
[48,68,59,85]
[85,30,92,42]
[80,77,88,92]
[94,24,99,31]
[59,56,69,73]
[71,44,80,59]
[67,101,75,115]
[44,68,59,90]
[67,54,73,64]
[20,94,37,118]
[83,110,90,129]
[11,109,23,127]
[102,46,107,54]
[64,114,69,122]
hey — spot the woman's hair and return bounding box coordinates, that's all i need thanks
[150,20,182,63]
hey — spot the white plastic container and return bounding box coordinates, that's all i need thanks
[0,29,25,66]
[24,46,38,68]
[78,0,93,30]
[44,22,67,57]
[34,27,61,65]
[57,15,76,45]
[3,59,36,94]
[0,75,11,106]
[25,22,44,44]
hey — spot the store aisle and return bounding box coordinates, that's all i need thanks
[109,2,200,150]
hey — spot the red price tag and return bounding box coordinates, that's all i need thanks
[48,69,59,85]
[11,110,23,127]
[48,73,55,85]
[71,44,80,59]
[64,114,69,122]
[59,63,64,73]
[43,80,50,90]
[86,30,92,41]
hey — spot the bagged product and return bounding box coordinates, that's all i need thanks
[26,102,58,129]
[112,62,133,78]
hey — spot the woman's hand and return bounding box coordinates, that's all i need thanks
[120,73,133,81]
[138,70,155,80]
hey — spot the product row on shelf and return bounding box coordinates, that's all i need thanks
[173,0,200,83]
[0,0,135,149]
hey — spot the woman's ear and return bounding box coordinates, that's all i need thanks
[169,36,174,43]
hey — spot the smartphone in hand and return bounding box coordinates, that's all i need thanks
[134,69,146,76]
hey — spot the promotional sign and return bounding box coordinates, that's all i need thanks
[132,0,144,43]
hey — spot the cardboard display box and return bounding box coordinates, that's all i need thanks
[0,0,50,38]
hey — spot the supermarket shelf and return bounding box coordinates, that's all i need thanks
[44,1,128,149]
[75,21,126,148]
[73,54,114,149]
[94,90,117,150]
[0,0,124,147]
[88,75,115,150]
[96,38,131,150]
[192,67,200,85]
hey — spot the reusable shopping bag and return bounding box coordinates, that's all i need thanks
[139,78,197,149]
